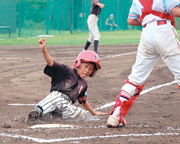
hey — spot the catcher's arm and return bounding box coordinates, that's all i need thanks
[171,6,180,18]
[38,38,53,66]
[82,100,108,116]
[127,18,142,26]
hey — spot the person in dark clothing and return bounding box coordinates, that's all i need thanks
[105,14,118,31]
[83,0,105,57]
[26,38,108,123]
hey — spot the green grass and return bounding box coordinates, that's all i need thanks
[1,28,180,46]
[0,30,142,46]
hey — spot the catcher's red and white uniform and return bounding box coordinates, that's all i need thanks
[107,0,180,127]
[128,0,180,86]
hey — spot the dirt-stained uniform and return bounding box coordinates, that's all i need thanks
[83,0,104,57]
[26,39,107,123]
[34,61,87,119]
[44,61,87,104]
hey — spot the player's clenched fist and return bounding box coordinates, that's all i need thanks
[38,38,46,52]
[38,38,53,66]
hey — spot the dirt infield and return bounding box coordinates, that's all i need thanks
[0,44,180,144]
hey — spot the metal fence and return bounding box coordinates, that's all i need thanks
[1,0,180,38]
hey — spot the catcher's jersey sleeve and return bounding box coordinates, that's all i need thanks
[44,61,88,104]
[163,0,180,14]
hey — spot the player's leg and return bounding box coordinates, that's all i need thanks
[83,15,94,51]
[84,41,91,51]
[60,102,85,119]
[37,91,84,119]
[157,25,180,88]
[106,79,144,127]
[26,91,64,122]
[107,30,160,127]
[88,15,103,57]
[26,91,84,122]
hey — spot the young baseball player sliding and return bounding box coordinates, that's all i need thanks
[83,0,105,57]
[107,0,180,127]
[26,38,107,122]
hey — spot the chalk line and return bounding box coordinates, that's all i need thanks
[2,80,179,143]
[94,80,176,111]
[0,132,179,143]
[8,80,177,110]
[111,52,137,57]
[0,51,137,60]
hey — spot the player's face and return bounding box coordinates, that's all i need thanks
[77,62,95,78]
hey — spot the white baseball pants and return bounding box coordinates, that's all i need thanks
[128,20,180,86]
[87,14,100,42]
[35,91,85,119]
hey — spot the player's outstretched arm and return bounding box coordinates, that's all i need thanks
[127,18,142,26]
[82,100,108,116]
[38,38,53,66]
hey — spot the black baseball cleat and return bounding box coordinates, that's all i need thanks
[25,110,40,123]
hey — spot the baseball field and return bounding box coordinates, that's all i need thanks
[0,31,180,143]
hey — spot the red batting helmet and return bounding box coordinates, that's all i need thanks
[74,50,101,77]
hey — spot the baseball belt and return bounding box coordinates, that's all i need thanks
[61,93,71,102]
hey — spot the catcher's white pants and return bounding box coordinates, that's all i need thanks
[128,20,180,86]
[35,91,85,119]
[87,14,100,42]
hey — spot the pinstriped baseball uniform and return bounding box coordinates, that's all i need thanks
[35,61,87,118]
[128,0,180,87]
[44,61,87,104]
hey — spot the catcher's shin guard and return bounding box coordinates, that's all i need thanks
[108,79,144,127]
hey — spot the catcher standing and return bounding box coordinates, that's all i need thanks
[107,0,180,127]
[26,38,107,122]
[83,0,105,57]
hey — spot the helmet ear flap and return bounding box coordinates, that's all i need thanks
[74,59,81,68]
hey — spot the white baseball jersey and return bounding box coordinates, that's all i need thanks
[127,0,180,87]
[128,0,180,26]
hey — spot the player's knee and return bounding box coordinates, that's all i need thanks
[88,37,94,43]
[94,35,100,41]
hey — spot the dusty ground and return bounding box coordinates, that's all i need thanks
[0,44,180,144]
